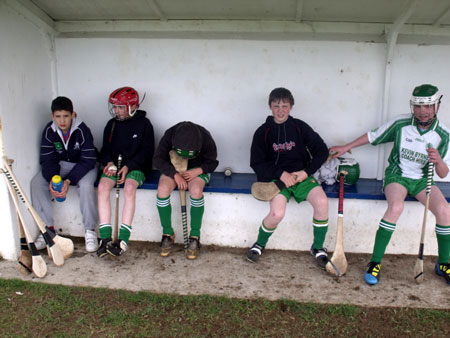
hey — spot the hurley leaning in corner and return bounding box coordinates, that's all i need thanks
[330,84,450,286]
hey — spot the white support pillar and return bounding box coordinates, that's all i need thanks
[378,0,419,180]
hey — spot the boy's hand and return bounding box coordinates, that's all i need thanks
[174,173,188,190]
[329,145,350,158]
[280,171,297,188]
[103,162,117,176]
[427,147,443,164]
[181,168,203,182]
[117,166,128,185]
[49,179,70,199]
[292,170,308,183]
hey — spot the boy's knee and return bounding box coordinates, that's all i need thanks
[269,209,285,223]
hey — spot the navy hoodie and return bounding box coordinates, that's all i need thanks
[39,118,97,184]
[100,110,154,175]
[250,116,328,182]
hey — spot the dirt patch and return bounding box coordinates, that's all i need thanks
[0,238,449,309]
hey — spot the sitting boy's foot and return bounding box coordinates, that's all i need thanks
[310,245,328,269]
[435,262,450,285]
[97,238,111,258]
[85,230,99,253]
[247,243,264,263]
[160,234,175,257]
[186,237,201,260]
[364,261,381,285]
[107,240,128,257]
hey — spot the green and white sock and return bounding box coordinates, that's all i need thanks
[256,221,275,248]
[99,223,112,240]
[119,223,132,244]
[312,218,328,249]
[157,195,173,236]
[190,196,204,238]
[371,219,395,263]
[436,224,450,264]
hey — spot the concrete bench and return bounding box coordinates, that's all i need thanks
[60,171,449,256]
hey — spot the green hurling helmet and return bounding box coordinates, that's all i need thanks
[336,158,360,184]
[410,84,442,127]
[175,148,199,159]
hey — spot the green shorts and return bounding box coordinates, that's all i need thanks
[279,177,321,203]
[198,173,210,185]
[102,170,145,187]
[383,174,435,197]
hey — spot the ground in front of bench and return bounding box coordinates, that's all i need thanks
[1,238,445,309]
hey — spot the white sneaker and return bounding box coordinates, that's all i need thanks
[34,234,47,250]
[85,230,98,252]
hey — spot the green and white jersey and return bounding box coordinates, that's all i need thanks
[368,114,450,179]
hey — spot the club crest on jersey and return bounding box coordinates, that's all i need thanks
[133,134,138,139]
[273,141,296,152]
[54,142,63,151]
[73,142,80,150]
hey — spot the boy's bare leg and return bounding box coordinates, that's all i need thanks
[263,194,287,229]
[415,186,450,225]
[97,177,115,224]
[383,183,408,223]
[121,178,139,226]
[157,174,177,199]
[306,186,328,221]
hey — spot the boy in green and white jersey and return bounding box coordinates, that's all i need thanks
[330,84,450,286]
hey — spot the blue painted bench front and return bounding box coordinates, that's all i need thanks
[139,170,450,202]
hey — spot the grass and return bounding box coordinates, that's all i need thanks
[0,278,449,337]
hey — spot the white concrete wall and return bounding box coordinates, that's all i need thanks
[0,1,55,259]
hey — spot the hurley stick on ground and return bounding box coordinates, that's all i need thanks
[414,162,434,284]
[113,154,122,242]
[326,172,348,277]
[2,156,69,265]
[2,169,47,278]
[169,150,189,249]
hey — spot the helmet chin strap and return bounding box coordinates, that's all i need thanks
[414,114,436,128]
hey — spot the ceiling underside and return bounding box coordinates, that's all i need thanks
[10,0,450,43]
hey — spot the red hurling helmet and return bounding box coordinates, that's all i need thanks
[108,86,139,120]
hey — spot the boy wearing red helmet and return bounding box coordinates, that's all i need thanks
[97,87,155,257]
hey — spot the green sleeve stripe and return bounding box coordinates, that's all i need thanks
[371,119,411,145]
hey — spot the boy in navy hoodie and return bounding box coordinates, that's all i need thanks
[247,88,330,270]
[97,87,154,257]
[31,96,98,252]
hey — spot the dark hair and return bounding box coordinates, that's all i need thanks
[51,96,73,113]
[172,121,203,151]
[268,88,295,106]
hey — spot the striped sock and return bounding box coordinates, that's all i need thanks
[119,223,132,244]
[436,224,450,264]
[312,218,328,249]
[157,195,173,236]
[190,196,204,238]
[371,219,395,263]
[99,223,112,240]
[256,221,276,247]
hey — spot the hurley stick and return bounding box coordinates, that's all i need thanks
[2,156,67,265]
[113,154,122,242]
[0,120,32,274]
[325,172,348,277]
[169,150,189,249]
[2,169,47,278]
[414,161,434,284]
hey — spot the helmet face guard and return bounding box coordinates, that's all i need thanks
[108,87,139,120]
[410,84,442,128]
